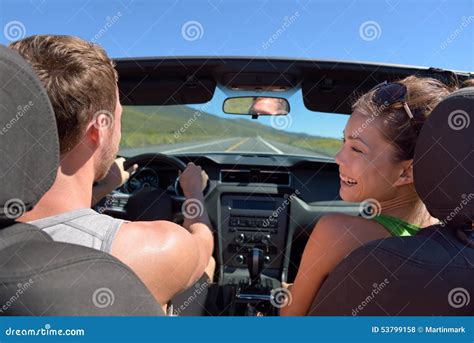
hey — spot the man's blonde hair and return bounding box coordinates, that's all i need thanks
[10,35,118,153]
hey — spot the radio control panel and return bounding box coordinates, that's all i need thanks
[220,194,289,270]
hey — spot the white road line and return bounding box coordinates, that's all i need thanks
[162,137,239,154]
[256,136,284,154]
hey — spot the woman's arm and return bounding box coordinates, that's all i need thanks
[280,214,389,316]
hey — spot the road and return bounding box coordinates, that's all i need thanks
[120,136,330,158]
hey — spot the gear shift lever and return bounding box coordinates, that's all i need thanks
[247,248,264,285]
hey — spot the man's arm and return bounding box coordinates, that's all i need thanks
[179,163,214,285]
[110,220,202,307]
[110,163,214,307]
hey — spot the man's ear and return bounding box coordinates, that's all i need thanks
[88,111,114,146]
[393,159,414,187]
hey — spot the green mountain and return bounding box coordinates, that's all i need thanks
[120,105,342,156]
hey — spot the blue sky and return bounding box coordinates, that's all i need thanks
[0,0,472,138]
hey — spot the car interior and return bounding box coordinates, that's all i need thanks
[95,57,472,316]
[1,46,472,316]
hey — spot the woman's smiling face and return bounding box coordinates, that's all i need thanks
[335,109,412,203]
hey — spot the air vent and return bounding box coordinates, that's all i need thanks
[220,170,290,186]
[260,171,290,185]
[220,170,250,183]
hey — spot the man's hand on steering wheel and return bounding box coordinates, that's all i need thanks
[179,162,209,198]
[92,157,138,206]
[104,157,139,189]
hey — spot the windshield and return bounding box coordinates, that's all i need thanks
[120,89,348,158]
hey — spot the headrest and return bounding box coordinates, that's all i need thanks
[0,44,59,223]
[414,87,473,226]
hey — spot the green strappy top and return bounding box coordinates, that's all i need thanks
[372,214,420,237]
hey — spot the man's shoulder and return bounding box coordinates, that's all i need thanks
[120,220,189,235]
[114,220,193,250]
[25,208,125,253]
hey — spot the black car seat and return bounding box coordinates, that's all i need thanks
[309,87,473,315]
[0,44,164,315]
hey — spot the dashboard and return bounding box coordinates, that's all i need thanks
[124,167,160,193]
[99,152,360,285]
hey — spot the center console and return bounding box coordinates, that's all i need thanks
[220,194,289,274]
[210,193,291,316]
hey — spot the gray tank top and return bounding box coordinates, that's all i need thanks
[28,209,125,253]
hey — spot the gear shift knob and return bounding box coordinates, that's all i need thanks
[248,248,264,285]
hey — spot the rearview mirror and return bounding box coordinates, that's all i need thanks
[223,97,290,116]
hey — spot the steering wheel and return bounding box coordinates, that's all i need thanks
[121,153,188,222]
[123,152,187,172]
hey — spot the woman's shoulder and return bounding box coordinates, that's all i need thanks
[315,213,391,242]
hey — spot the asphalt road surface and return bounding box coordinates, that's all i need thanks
[120,136,330,158]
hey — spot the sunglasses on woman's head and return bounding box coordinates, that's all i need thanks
[370,81,420,134]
